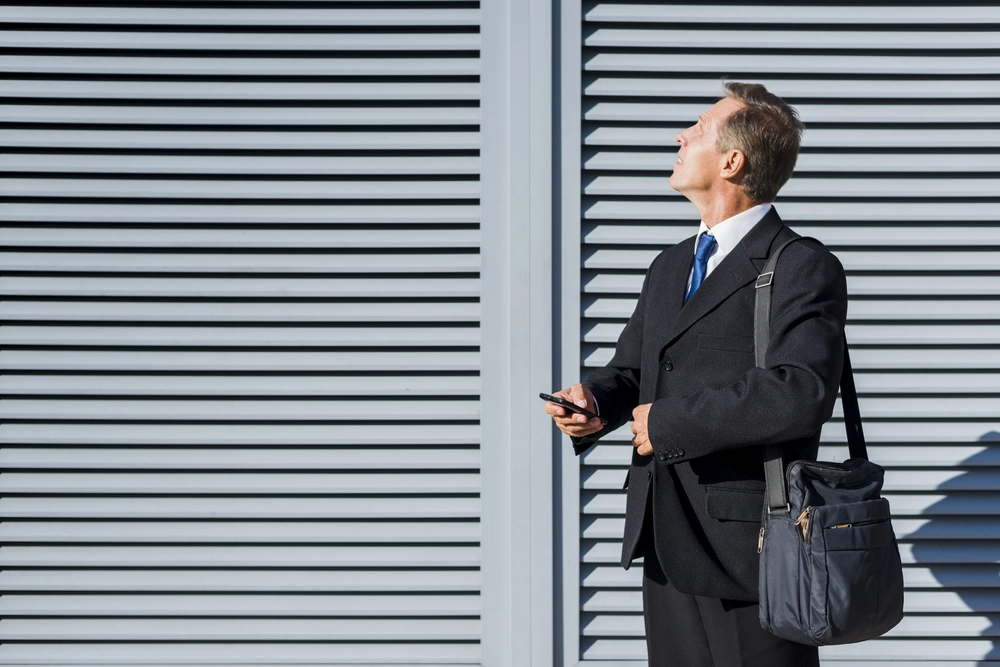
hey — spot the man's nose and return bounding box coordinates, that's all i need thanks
[675,130,686,145]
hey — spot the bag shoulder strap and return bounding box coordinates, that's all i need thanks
[755,236,867,514]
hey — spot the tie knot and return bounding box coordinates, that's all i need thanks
[695,232,717,260]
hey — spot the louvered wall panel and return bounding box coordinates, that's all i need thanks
[0,3,481,664]
[576,3,1000,663]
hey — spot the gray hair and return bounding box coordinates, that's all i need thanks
[716,82,805,203]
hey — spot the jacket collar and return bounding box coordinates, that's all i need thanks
[655,207,786,356]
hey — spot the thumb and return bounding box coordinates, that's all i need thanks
[571,384,587,407]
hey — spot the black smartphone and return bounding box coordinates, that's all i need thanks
[539,392,608,425]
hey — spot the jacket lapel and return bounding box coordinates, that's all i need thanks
[657,208,786,356]
[645,236,694,351]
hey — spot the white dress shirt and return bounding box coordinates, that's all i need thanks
[685,202,772,293]
[591,203,772,419]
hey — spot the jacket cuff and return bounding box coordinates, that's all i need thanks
[647,398,689,464]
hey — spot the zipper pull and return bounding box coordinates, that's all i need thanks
[794,506,813,541]
[757,526,765,553]
[834,523,852,529]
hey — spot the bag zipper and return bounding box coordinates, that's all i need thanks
[793,506,813,542]
[831,516,888,529]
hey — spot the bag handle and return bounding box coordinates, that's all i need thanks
[755,237,867,514]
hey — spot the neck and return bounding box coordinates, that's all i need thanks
[692,194,761,229]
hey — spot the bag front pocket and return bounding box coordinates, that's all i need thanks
[810,501,896,643]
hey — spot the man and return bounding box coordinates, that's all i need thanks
[545,82,847,666]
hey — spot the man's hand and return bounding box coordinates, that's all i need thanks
[631,403,652,456]
[545,384,603,438]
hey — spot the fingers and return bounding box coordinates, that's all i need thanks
[546,385,602,437]
[557,422,603,438]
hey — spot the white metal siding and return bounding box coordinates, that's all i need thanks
[0,3,482,664]
[576,3,1000,664]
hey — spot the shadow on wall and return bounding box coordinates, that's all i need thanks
[906,430,1000,665]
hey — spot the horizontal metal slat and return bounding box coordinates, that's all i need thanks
[821,639,1000,661]
[585,28,1000,50]
[2,55,479,76]
[0,277,480,298]
[2,252,480,273]
[583,4,1000,23]
[1,178,482,200]
[0,350,481,372]
[0,447,479,469]
[0,6,481,26]
[585,77,1000,99]
[0,29,482,51]
[1,154,481,174]
[0,521,479,544]
[0,203,481,224]
[0,472,481,494]
[0,592,479,612]
[0,374,480,396]
[587,53,1000,75]
[0,618,481,642]
[0,496,480,519]
[0,422,481,445]
[0,301,480,322]
[1,326,480,347]
[0,545,480,568]
[1,129,480,150]
[0,642,481,663]
[0,227,481,249]
[2,79,481,100]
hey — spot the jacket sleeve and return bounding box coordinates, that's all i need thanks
[570,262,654,456]
[646,242,848,463]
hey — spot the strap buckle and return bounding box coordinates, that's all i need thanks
[755,272,773,289]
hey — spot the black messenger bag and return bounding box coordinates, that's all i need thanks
[754,237,904,646]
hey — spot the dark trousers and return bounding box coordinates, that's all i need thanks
[639,495,819,667]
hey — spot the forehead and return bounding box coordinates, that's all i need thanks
[701,96,744,126]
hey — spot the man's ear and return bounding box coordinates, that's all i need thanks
[720,148,746,184]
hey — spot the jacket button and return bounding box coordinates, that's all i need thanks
[677,449,685,457]
[658,453,667,461]
[663,360,673,371]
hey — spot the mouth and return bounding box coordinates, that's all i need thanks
[675,155,684,165]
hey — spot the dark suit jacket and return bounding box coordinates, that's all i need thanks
[571,207,848,602]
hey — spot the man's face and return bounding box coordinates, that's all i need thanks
[669,96,744,197]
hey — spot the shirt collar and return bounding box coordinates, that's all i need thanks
[694,202,772,256]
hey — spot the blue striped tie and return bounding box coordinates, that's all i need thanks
[684,232,717,304]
